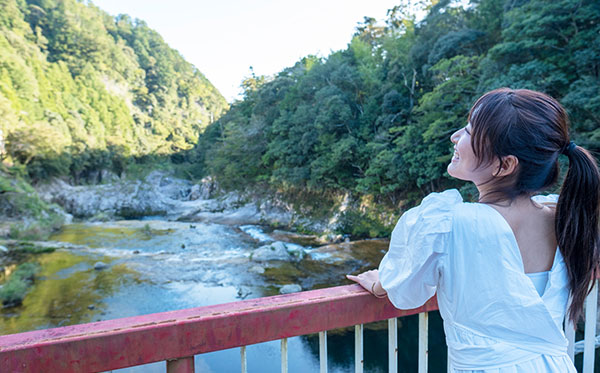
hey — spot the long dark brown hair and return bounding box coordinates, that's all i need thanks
[468,88,600,323]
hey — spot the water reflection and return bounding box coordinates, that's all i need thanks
[0,250,140,333]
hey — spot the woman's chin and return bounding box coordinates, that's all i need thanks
[447,163,457,177]
[447,164,468,181]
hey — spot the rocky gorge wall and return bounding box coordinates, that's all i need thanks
[33,171,344,239]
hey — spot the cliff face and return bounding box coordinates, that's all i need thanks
[0,0,228,181]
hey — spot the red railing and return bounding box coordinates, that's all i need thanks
[0,284,437,372]
[1,281,598,372]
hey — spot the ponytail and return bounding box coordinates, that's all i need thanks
[556,144,600,323]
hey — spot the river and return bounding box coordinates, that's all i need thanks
[0,219,447,372]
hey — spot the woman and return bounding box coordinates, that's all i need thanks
[347,88,600,372]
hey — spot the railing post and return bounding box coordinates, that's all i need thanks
[583,280,598,373]
[319,331,328,373]
[241,346,247,373]
[388,318,398,373]
[281,338,288,373]
[565,317,575,362]
[355,324,363,373]
[419,312,428,373]
[166,356,194,373]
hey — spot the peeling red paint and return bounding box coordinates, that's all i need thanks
[0,284,438,372]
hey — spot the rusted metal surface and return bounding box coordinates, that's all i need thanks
[0,284,438,373]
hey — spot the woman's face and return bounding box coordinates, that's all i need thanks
[447,123,497,184]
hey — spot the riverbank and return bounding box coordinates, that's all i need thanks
[31,169,398,241]
[0,167,69,240]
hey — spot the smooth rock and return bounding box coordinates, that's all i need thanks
[280,284,302,294]
[94,262,108,270]
[251,241,291,261]
[249,265,265,274]
[0,245,7,253]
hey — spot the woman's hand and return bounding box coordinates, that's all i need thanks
[346,269,387,298]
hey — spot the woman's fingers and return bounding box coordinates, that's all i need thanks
[347,270,378,281]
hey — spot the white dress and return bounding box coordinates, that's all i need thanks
[378,189,576,372]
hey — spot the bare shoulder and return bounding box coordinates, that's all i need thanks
[532,199,557,221]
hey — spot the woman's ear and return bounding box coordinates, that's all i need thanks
[495,155,519,177]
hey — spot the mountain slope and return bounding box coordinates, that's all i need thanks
[0,0,228,180]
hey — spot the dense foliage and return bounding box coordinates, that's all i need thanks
[0,0,228,181]
[198,0,600,205]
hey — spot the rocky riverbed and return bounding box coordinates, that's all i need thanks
[34,171,344,239]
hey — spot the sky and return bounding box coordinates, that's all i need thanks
[94,0,401,102]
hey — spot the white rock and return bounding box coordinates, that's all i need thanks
[249,265,265,274]
[280,284,302,294]
[251,242,291,261]
[94,262,108,270]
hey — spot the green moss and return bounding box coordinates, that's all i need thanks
[262,263,304,285]
[0,262,40,307]
[49,223,172,247]
[8,243,55,255]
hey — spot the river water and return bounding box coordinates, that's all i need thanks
[0,219,447,372]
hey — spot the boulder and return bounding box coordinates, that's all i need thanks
[249,265,265,274]
[280,284,302,294]
[251,242,291,261]
[94,262,108,270]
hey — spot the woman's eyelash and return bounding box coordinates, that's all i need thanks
[465,127,471,135]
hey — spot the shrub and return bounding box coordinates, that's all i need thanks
[0,262,40,307]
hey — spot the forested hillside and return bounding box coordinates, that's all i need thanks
[0,0,228,181]
[198,0,599,207]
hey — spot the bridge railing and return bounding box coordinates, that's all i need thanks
[0,281,598,373]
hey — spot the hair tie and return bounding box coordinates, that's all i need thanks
[562,141,577,156]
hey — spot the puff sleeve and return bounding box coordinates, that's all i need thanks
[531,194,559,205]
[379,189,462,309]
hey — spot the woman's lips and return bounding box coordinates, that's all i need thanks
[451,150,459,162]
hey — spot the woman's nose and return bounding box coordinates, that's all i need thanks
[450,129,461,144]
